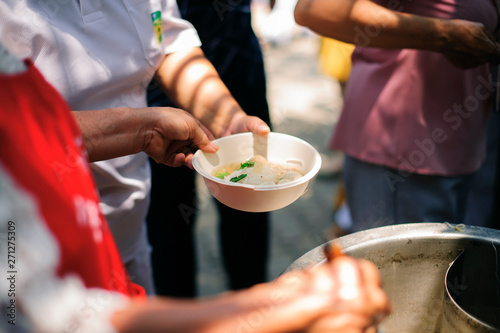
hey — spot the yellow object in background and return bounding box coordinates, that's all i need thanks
[318,37,355,84]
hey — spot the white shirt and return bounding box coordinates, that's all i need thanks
[0,0,201,261]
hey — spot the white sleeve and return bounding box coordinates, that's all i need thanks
[161,0,202,54]
[0,165,129,333]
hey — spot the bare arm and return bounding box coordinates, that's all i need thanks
[72,107,218,167]
[72,48,271,166]
[111,256,390,333]
[294,0,500,68]
[154,47,270,138]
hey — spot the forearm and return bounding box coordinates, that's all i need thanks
[111,280,321,333]
[110,257,391,333]
[154,47,246,138]
[72,108,154,162]
[294,0,454,52]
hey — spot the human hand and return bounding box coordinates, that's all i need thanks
[143,107,218,168]
[219,112,271,138]
[273,249,390,333]
[441,19,500,69]
[109,243,388,333]
[305,257,390,333]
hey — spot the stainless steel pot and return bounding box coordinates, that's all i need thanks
[283,223,500,333]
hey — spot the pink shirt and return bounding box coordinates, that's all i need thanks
[330,0,497,176]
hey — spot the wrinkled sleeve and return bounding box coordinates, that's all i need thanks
[161,0,201,54]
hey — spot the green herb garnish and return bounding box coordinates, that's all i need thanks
[230,174,247,182]
[237,161,255,170]
[215,172,229,179]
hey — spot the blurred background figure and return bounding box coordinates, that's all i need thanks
[146,0,272,297]
[258,0,298,46]
[257,0,313,46]
[294,0,500,232]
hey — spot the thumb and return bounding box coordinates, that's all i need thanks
[191,121,218,153]
[245,116,271,136]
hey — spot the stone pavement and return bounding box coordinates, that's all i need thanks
[194,24,345,297]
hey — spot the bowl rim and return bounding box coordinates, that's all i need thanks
[192,132,322,191]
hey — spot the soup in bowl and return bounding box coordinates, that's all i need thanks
[192,132,322,212]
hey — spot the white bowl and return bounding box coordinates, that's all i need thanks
[192,132,322,212]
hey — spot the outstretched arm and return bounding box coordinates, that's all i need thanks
[294,0,500,68]
[153,47,271,138]
[111,255,390,333]
[72,107,218,168]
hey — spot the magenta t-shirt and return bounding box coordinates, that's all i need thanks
[331,0,497,176]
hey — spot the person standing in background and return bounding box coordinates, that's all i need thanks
[294,0,500,231]
[146,0,272,297]
[147,0,270,297]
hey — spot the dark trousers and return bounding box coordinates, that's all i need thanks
[146,162,270,296]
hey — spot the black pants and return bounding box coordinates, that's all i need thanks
[146,0,272,297]
[146,163,270,296]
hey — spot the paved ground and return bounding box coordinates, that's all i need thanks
[194,15,345,297]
